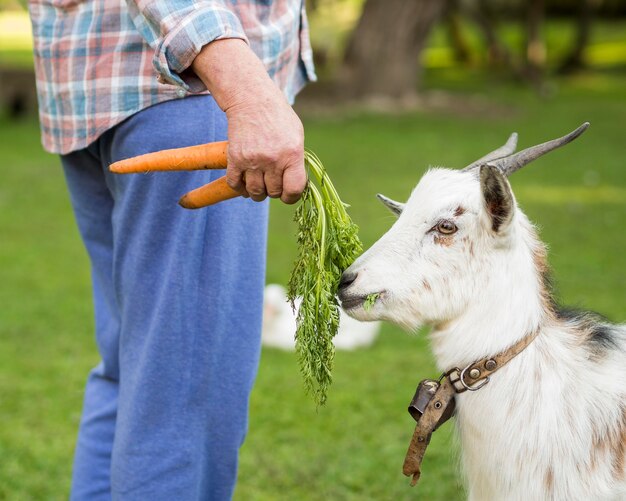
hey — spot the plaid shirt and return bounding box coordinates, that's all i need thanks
[28,0,316,154]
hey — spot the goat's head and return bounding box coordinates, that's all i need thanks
[338,123,589,331]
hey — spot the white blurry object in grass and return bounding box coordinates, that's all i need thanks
[262,284,380,351]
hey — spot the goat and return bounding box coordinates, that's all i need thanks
[338,123,626,501]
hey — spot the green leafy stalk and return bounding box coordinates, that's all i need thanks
[364,293,380,312]
[287,150,362,406]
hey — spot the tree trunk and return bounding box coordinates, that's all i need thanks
[341,0,445,100]
[446,0,472,64]
[524,0,546,85]
[559,0,594,74]
[469,0,513,68]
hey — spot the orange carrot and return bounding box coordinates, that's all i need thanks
[178,176,241,209]
[109,141,228,174]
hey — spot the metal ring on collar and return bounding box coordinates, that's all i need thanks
[459,364,490,391]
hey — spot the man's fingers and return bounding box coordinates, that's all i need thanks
[244,169,267,202]
[264,169,283,199]
[281,164,307,204]
[226,167,245,194]
[226,156,306,203]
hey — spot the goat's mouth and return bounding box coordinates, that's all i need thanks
[339,291,384,311]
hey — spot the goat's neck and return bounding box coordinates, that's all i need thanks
[429,232,548,371]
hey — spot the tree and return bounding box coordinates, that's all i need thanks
[559,0,595,74]
[446,0,473,65]
[466,0,513,69]
[341,0,446,100]
[524,0,547,85]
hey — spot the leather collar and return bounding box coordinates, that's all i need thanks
[403,330,539,486]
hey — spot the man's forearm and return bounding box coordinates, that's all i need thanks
[191,39,282,113]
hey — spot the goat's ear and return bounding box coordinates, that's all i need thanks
[480,164,514,233]
[376,194,404,217]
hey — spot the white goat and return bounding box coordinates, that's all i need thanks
[338,123,626,501]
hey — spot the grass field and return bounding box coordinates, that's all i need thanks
[1,72,624,500]
[1,22,625,500]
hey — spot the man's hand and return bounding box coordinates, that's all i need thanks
[191,39,306,204]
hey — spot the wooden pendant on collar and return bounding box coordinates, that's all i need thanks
[402,330,539,486]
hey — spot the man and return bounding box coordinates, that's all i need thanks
[28,0,315,499]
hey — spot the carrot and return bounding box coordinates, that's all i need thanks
[109,141,228,174]
[178,176,241,209]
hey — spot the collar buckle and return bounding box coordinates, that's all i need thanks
[444,364,490,393]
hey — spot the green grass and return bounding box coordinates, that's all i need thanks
[1,67,625,501]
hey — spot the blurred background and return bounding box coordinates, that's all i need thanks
[1,0,625,499]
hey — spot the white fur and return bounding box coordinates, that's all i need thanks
[340,167,626,500]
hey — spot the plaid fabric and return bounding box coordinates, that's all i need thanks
[28,0,316,154]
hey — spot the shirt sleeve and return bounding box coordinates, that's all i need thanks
[125,0,249,92]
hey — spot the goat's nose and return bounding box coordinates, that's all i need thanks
[338,271,358,292]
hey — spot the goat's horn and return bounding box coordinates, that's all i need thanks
[491,122,590,176]
[463,133,518,171]
[376,193,405,216]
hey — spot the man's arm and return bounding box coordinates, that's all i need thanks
[191,39,306,204]
[125,0,307,203]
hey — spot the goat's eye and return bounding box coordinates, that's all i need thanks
[436,220,457,235]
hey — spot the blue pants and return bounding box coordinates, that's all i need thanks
[61,96,268,500]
